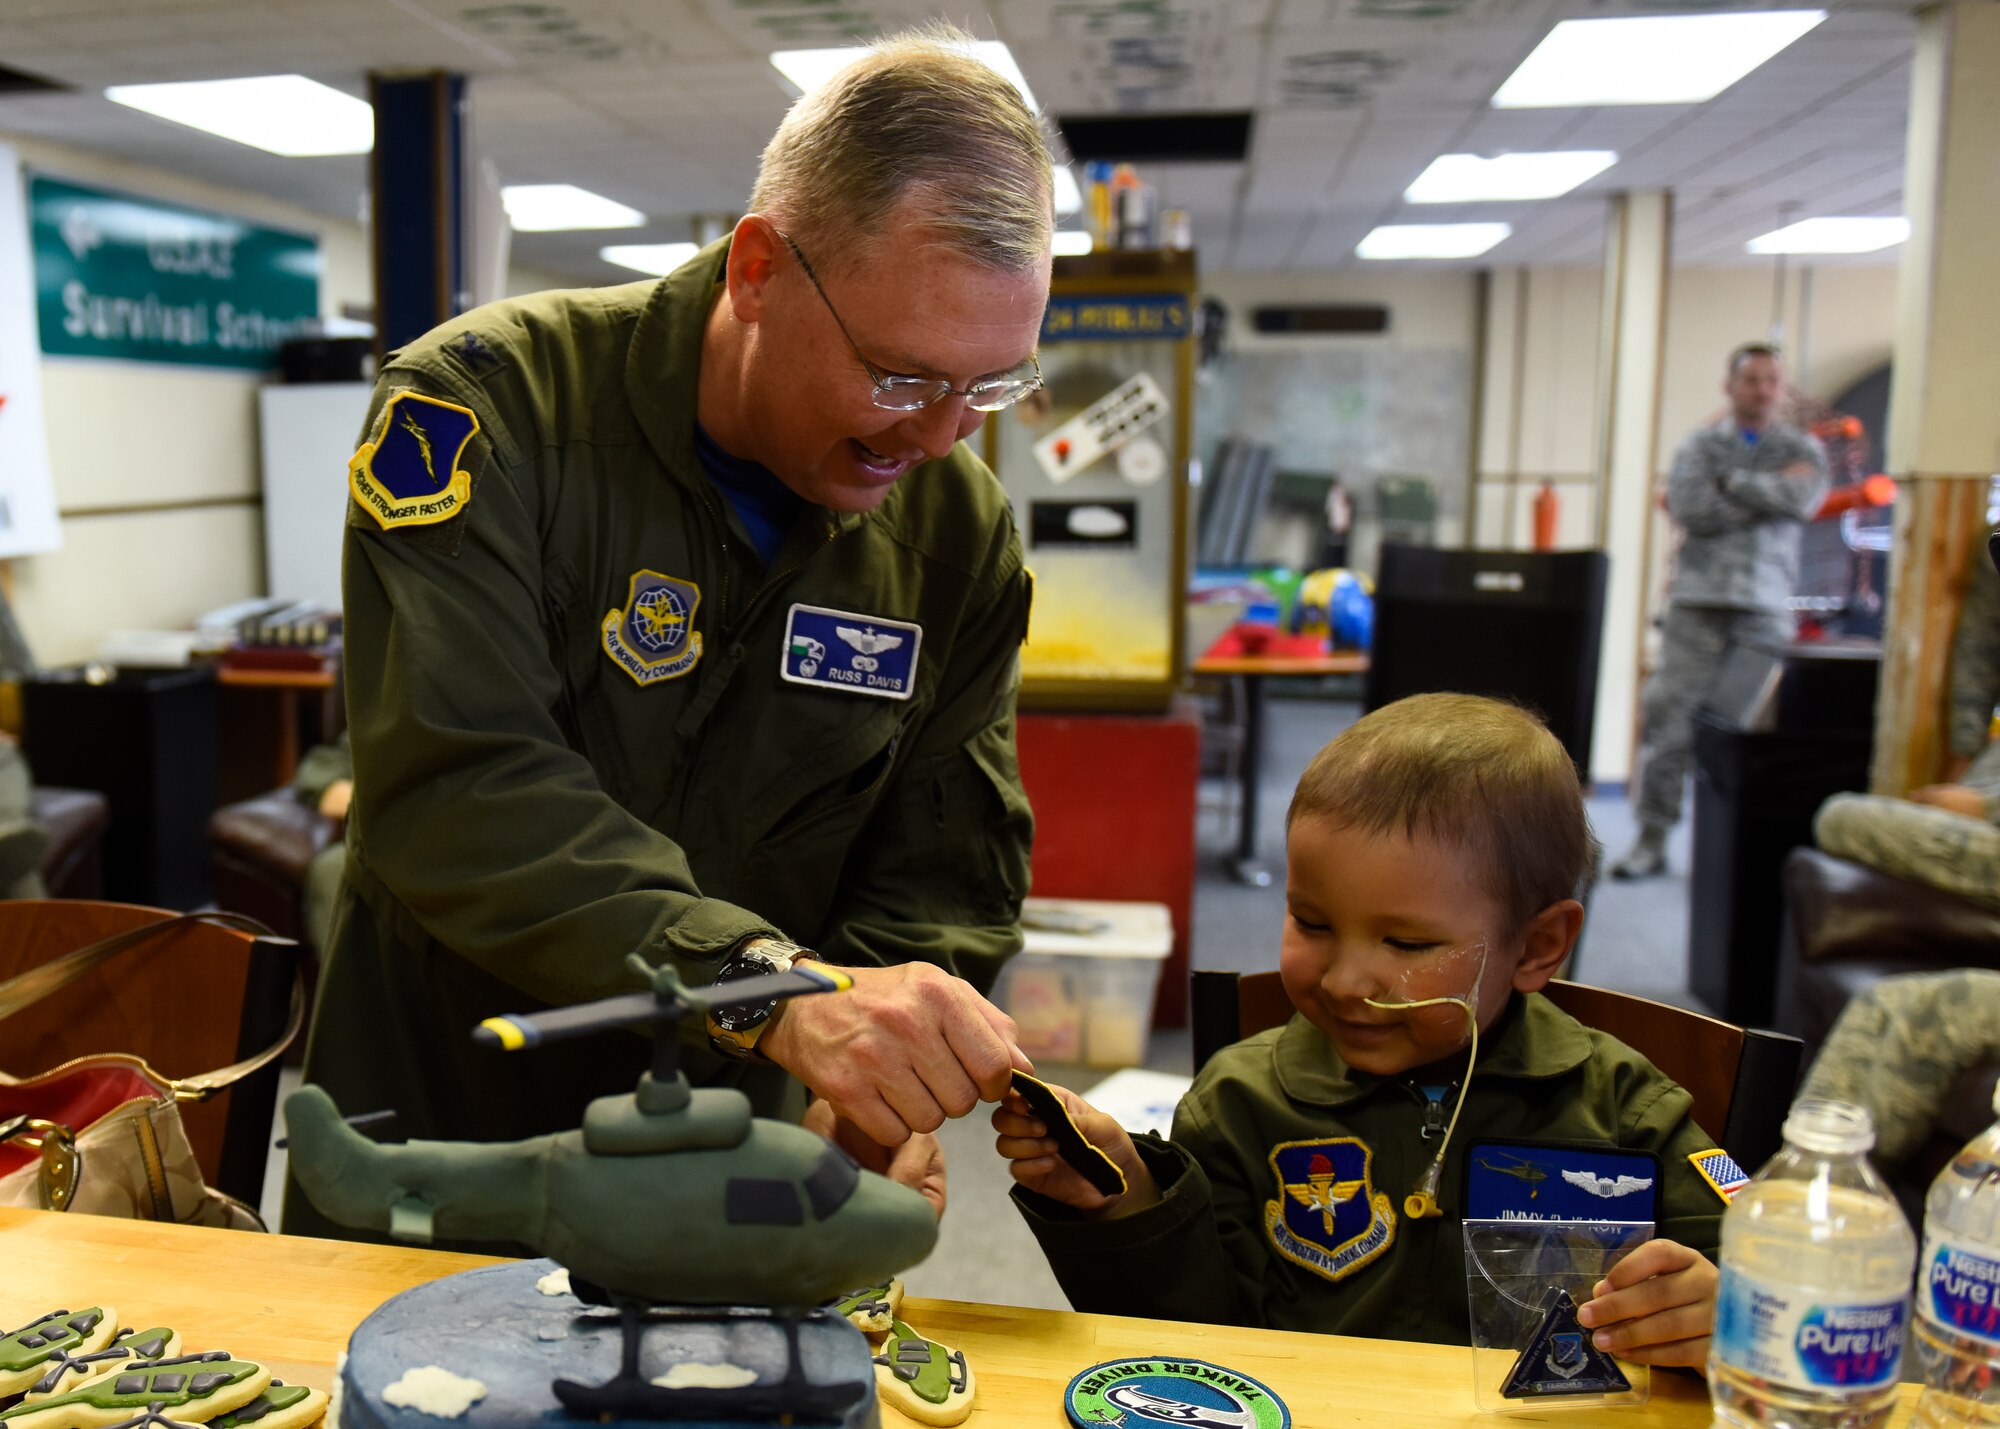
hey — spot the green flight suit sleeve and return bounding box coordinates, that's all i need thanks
[1618,1067,1726,1257]
[341,369,778,1012]
[811,532,1034,995]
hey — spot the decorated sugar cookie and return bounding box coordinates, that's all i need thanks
[0,1313,121,1399]
[205,1384,327,1429]
[24,1331,181,1403]
[871,1319,973,1427]
[0,1353,271,1429]
[830,1280,903,1336]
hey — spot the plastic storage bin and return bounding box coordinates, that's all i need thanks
[997,898,1173,1067]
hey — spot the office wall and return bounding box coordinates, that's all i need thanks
[3,131,569,666]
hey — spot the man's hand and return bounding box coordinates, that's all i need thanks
[318,778,354,825]
[801,1098,946,1219]
[991,1082,1156,1218]
[1576,1238,1718,1369]
[1912,783,1989,819]
[759,960,1028,1146]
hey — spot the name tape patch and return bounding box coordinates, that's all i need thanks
[780,603,921,701]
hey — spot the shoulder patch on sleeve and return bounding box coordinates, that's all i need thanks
[1688,1147,1750,1204]
[349,391,481,530]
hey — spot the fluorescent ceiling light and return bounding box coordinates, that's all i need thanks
[1747,216,1910,254]
[503,184,644,232]
[1358,223,1511,260]
[1053,165,1081,216]
[1492,11,1825,108]
[1405,150,1617,203]
[772,39,1037,110]
[1053,230,1092,257]
[601,242,699,276]
[104,74,372,156]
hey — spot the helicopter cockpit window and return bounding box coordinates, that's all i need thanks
[802,1142,860,1220]
[725,1176,805,1226]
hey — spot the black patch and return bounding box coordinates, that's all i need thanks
[68,1314,100,1335]
[802,1144,860,1220]
[150,1375,186,1394]
[724,1177,804,1226]
[114,1375,146,1395]
[1010,1070,1127,1198]
[131,1339,167,1360]
[187,1374,232,1397]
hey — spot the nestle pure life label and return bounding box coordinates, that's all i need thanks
[1713,1266,1908,1391]
[1920,1234,2000,1347]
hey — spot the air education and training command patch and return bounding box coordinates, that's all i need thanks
[349,392,480,529]
[1065,1357,1290,1429]
[1263,1137,1396,1284]
[601,570,703,686]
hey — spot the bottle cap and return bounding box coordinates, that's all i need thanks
[1782,1097,1875,1155]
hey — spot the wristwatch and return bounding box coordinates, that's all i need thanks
[706,937,813,1059]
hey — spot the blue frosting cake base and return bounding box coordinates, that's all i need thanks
[338,1259,878,1429]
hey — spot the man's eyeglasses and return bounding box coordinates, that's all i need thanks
[780,232,1043,414]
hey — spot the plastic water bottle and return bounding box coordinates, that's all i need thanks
[1912,1082,2000,1428]
[1709,1099,1916,1429]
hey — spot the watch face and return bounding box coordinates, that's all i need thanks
[711,998,776,1033]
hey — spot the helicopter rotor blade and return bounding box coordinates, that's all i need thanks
[474,991,660,1051]
[680,964,853,1014]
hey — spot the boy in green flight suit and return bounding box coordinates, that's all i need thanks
[997,694,1727,1365]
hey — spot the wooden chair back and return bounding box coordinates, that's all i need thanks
[0,900,293,1208]
[1189,969,1802,1169]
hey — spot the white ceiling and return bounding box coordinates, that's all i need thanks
[0,0,1917,283]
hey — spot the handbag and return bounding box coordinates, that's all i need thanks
[0,910,302,1230]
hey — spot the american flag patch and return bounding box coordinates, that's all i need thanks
[1690,1148,1750,1203]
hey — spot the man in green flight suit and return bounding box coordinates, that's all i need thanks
[287,27,1051,1241]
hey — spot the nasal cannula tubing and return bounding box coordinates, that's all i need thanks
[1363,946,1486,1220]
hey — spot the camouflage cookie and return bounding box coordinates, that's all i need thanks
[0,1353,270,1429]
[872,1319,973,1427]
[830,1279,903,1336]
[23,1332,181,1403]
[0,1313,121,1399]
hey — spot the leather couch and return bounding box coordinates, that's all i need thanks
[207,788,336,948]
[31,786,109,900]
[1776,846,2000,1209]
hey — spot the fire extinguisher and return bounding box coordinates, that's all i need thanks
[1533,480,1559,551]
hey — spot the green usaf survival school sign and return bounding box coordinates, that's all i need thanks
[30,174,321,370]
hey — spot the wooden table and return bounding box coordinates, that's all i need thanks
[1191,650,1369,886]
[6,1208,1918,1427]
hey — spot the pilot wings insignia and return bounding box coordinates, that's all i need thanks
[1560,1170,1654,1199]
[836,626,904,657]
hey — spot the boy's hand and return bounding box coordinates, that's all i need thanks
[802,1097,948,1219]
[1576,1238,1719,1369]
[991,1082,1156,1217]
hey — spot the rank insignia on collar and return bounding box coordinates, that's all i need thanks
[601,570,703,686]
[349,392,479,529]
[1263,1137,1396,1284]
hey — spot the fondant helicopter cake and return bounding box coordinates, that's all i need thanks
[284,954,940,1429]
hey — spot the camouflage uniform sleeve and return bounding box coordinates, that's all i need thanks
[342,367,775,1013]
[1666,435,1754,536]
[1012,1085,1263,1325]
[811,525,1033,995]
[1717,429,1829,523]
[1950,528,2000,760]
[289,731,352,809]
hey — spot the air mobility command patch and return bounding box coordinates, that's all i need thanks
[1263,1137,1395,1283]
[349,392,480,529]
[601,570,703,686]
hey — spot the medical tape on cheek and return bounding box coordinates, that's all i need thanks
[1360,941,1490,1220]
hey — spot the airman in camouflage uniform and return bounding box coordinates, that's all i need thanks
[1797,969,2000,1168]
[1615,344,1828,879]
[1950,523,2000,774]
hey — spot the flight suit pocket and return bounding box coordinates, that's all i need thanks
[904,723,1033,922]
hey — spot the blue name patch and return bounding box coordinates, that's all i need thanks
[1465,1141,1660,1222]
[780,603,921,701]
